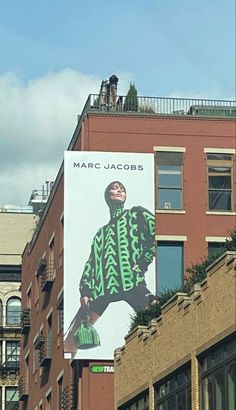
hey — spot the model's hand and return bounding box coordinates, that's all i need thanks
[80,296,93,307]
[132,264,142,273]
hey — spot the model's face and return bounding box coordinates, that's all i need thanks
[108,183,126,204]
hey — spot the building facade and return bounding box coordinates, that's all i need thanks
[19,93,235,409]
[114,252,236,410]
[0,208,35,409]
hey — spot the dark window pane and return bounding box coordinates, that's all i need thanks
[209,175,231,189]
[202,376,213,410]
[157,152,183,165]
[213,346,224,366]
[158,189,182,209]
[208,167,231,174]
[159,173,182,188]
[177,371,186,387]
[214,369,224,410]
[227,362,236,410]
[166,378,175,394]
[157,242,183,290]
[209,191,232,210]
[187,386,191,409]
[166,396,175,410]
[159,165,181,172]
[158,384,166,399]
[226,337,236,358]
[207,154,231,161]
[208,243,225,258]
[176,390,186,410]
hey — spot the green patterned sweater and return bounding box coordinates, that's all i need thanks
[79,206,155,300]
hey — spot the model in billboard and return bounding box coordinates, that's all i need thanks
[64,181,155,354]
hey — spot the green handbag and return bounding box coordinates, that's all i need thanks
[74,305,100,349]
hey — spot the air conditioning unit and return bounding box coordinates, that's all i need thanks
[164,202,171,209]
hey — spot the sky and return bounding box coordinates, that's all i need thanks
[0,0,235,206]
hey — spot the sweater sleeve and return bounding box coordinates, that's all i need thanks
[79,242,95,298]
[135,207,155,272]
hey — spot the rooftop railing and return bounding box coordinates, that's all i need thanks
[85,94,236,118]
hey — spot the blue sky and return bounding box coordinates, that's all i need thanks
[0,0,235,205]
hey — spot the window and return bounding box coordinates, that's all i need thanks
[157,242,183,290]
[49,237,55,272]
[5,386,19,409]
[27,286,32,309]
[208,242,225,258]
[33,345,39,373]
[200,334,236,410]
[156,152,183,210]
[58,375,63,410]
[207,153,233,211]
[57,292,63,334]
[35,271,40,303]
[6,341,20,369]
[154,365,191,410]
[6,297,21,325]
[46,392,52,410]
[119,390,149,410]
[47,314,52,358]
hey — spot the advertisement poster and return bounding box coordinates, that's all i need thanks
[64,151,155,359]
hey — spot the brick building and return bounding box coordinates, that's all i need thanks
[19,91,235,409]
[114,251,236,410]
[0,207,35,409]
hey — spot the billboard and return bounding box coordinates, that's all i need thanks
[64,151,155,359]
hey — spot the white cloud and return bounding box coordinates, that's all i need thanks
[0,69,130,206]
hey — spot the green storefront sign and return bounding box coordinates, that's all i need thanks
[90,365,114,373]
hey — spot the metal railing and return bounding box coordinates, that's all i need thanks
[41,263,56,291]
[86,94,236,117]
[19,376,29,400]
[61,384,76,410]
[21,308,31,334]
[39,337,52,366]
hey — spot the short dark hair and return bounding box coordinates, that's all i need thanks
[104,181,126,205]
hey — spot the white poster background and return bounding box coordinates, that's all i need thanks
[64,151,155,359]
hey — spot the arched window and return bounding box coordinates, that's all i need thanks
[6,297,21,325]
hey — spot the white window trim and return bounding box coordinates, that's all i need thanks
[156,210,186,214]
[26,283,32,295]
[155,235,187,241]
[206,211,236,216]
[56,369,64,382]
[204,148,235,154]
[57,288,63,302]
[45,387,52,399]
[48,231,55,247]
[46,307,53,320]
[154,146,186,152]
[33,333,39,345]
[206,236,227,242]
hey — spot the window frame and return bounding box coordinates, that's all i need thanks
[154,364,191,410]
[155,150,184,211]
[6,297,21,326]
[156,240,184,291]
[199,334,236,410]
[207,153,233,212]
[118,389,149,410]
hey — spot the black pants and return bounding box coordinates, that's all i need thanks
[90,285,155,316]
